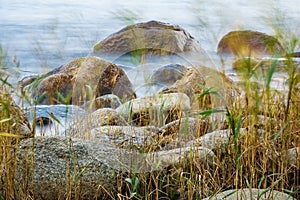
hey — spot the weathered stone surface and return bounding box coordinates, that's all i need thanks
[150,64,188,86]
[26,56,135,105]
[90,125,158,149]
[202,188,295,200]
[16,136,215,199]
[116,93,190,126]
[93,20,204,58]
[217,30,284,56]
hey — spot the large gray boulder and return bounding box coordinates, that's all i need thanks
[92,20,204,59]
[16,136,215,200]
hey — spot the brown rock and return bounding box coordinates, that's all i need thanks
[150,64,188,86]
[217,30,284,56]
[161,66,238,110]
[29,56,136,105]
[93,20,204,58]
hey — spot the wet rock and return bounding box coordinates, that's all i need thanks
[25,56,135,105]
[217,30,284,56]
[81,94,122,111]
[116,93,190,126]
[202,188,295,200]
[16,136,215,199]
[150,64,188,87]
[93,20,204,59]
[0,84,32,139]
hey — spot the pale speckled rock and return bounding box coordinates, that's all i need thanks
[90,125,158,149]
[202,188,295,200]
[16,136,215,200]
[116,93,190,126]
[93,20,204,59]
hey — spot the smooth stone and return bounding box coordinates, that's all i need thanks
[23,56,135,105]
[202,188,295,200]
[67,108,128,138]
[150,64,188,86]
[92,20,204,59]
[217,30,284,56]
[116,93,190,126]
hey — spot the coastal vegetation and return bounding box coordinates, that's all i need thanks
[0,13,299,200]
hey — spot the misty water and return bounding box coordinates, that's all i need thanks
[1,0,300,135]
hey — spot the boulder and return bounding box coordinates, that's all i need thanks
[67,108,128,138]
[203,188,295,200]
[16,136,215,199]
[150,64,188,87]
[116,93,190,126]
[25,56,135,105]
[160,66,238,110]
[90,125,158,149]
[217,30,284,56]
[92,20,204,59]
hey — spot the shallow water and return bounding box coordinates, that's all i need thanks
[2,0,299,136]
[1,0,299,92]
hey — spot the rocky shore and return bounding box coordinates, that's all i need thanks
[1,20,299,199]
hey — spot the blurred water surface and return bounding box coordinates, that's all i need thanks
[0,0,299,88]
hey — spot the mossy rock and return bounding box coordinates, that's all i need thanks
[217,30,284,56]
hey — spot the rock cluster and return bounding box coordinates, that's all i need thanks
[15,21,299,199]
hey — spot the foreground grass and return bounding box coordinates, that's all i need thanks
[0,31,299,200]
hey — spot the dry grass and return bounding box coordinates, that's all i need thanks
[0,25,299,200]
